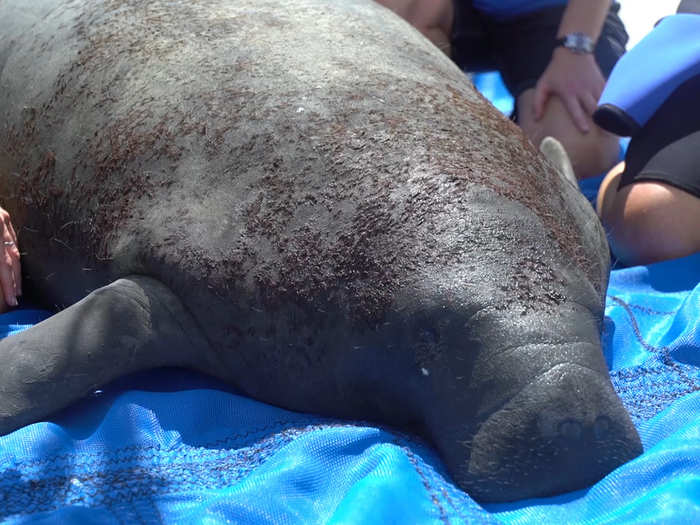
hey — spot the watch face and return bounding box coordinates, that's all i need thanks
[565,32,594,53]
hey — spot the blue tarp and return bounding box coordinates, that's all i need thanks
[1,75,699,523]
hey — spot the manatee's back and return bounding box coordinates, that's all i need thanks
[0,0,606,339]
[3,0,467,304]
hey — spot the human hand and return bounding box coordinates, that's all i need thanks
[0,207,21,312]
[533,47,605,133]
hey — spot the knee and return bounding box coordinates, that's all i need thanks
[558,130,620,180]
[601,182,700,266]
[518,90,621,179]
[525,120,620,180]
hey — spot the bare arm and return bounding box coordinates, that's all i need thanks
[534,0,613,132]
[556,0,610,41]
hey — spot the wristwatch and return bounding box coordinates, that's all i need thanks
[555,32,595,54]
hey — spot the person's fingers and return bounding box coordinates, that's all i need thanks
[533,81,550,121]
[590,66,606,101]
[582,92,599,117]
[6,218,18,245]
[0,250,18,307]
[1,238,19,305]
[592,81,604,103]
[0,208,21,303]
[563,94,590,133]
[4,220,21,296]
[9,243,21,298]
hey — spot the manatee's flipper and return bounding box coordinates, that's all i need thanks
[0,276,209,434]
[539,136,578,186]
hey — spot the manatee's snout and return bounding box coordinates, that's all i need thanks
[455,362,643,503]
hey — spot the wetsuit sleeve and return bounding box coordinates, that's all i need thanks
[593,13,700,136]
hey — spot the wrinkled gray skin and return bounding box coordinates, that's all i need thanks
[0,0,641,502]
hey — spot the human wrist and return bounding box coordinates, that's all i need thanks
[555,32,596,54]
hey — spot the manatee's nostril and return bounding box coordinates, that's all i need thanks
[558,419,582,440]
[594,416,611,439]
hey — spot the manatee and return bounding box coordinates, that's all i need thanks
[0,0,641,502]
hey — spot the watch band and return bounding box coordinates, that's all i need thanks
[555,32,595,54]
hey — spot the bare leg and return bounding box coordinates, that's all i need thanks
[519,89,620,180]
[598,163,700,265]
